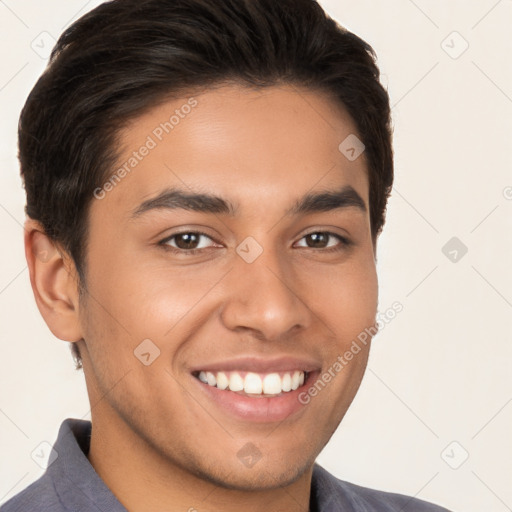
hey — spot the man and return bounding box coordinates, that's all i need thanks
[1,0,452,510]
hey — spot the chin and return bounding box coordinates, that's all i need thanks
[181,450,316,492]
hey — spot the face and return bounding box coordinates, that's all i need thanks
[78,84,378,489]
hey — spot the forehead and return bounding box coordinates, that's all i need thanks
[94,84,369,221]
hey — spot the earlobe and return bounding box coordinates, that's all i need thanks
[24,218,83,343]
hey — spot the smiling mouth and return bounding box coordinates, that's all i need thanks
[192,370,308,397]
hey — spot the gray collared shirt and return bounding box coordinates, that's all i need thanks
[0,418,452,511]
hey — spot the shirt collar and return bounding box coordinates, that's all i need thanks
[47,418,128,511]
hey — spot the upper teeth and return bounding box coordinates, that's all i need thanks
[197,370,305,395]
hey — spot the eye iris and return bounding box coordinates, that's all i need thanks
[307,233,328,248]
[175,233,200,249]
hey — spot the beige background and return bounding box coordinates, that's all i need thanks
[1,1,511,511]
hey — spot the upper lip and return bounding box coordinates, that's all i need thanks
[189,356,321,374]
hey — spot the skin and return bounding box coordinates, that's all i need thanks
[25,83,379,512]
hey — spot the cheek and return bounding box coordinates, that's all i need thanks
[334,266,377,335]
[297,262,377,436]
[81,253,222,359]
[302,255,378,342]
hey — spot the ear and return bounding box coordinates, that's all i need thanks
[24,218,83,343]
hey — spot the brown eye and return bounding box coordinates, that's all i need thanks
[295,232,351,251]
[160,231,216,254]
[304,232,329,248]
[173,232,201,250]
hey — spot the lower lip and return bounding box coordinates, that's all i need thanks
[192,371,319,423]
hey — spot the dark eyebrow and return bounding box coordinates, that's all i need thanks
[130,188,237,218]
[287,185,366,216]
[130,185,366,219]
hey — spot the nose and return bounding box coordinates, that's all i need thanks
[219,245,313,341]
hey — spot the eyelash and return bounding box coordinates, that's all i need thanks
[158,230,352,256]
